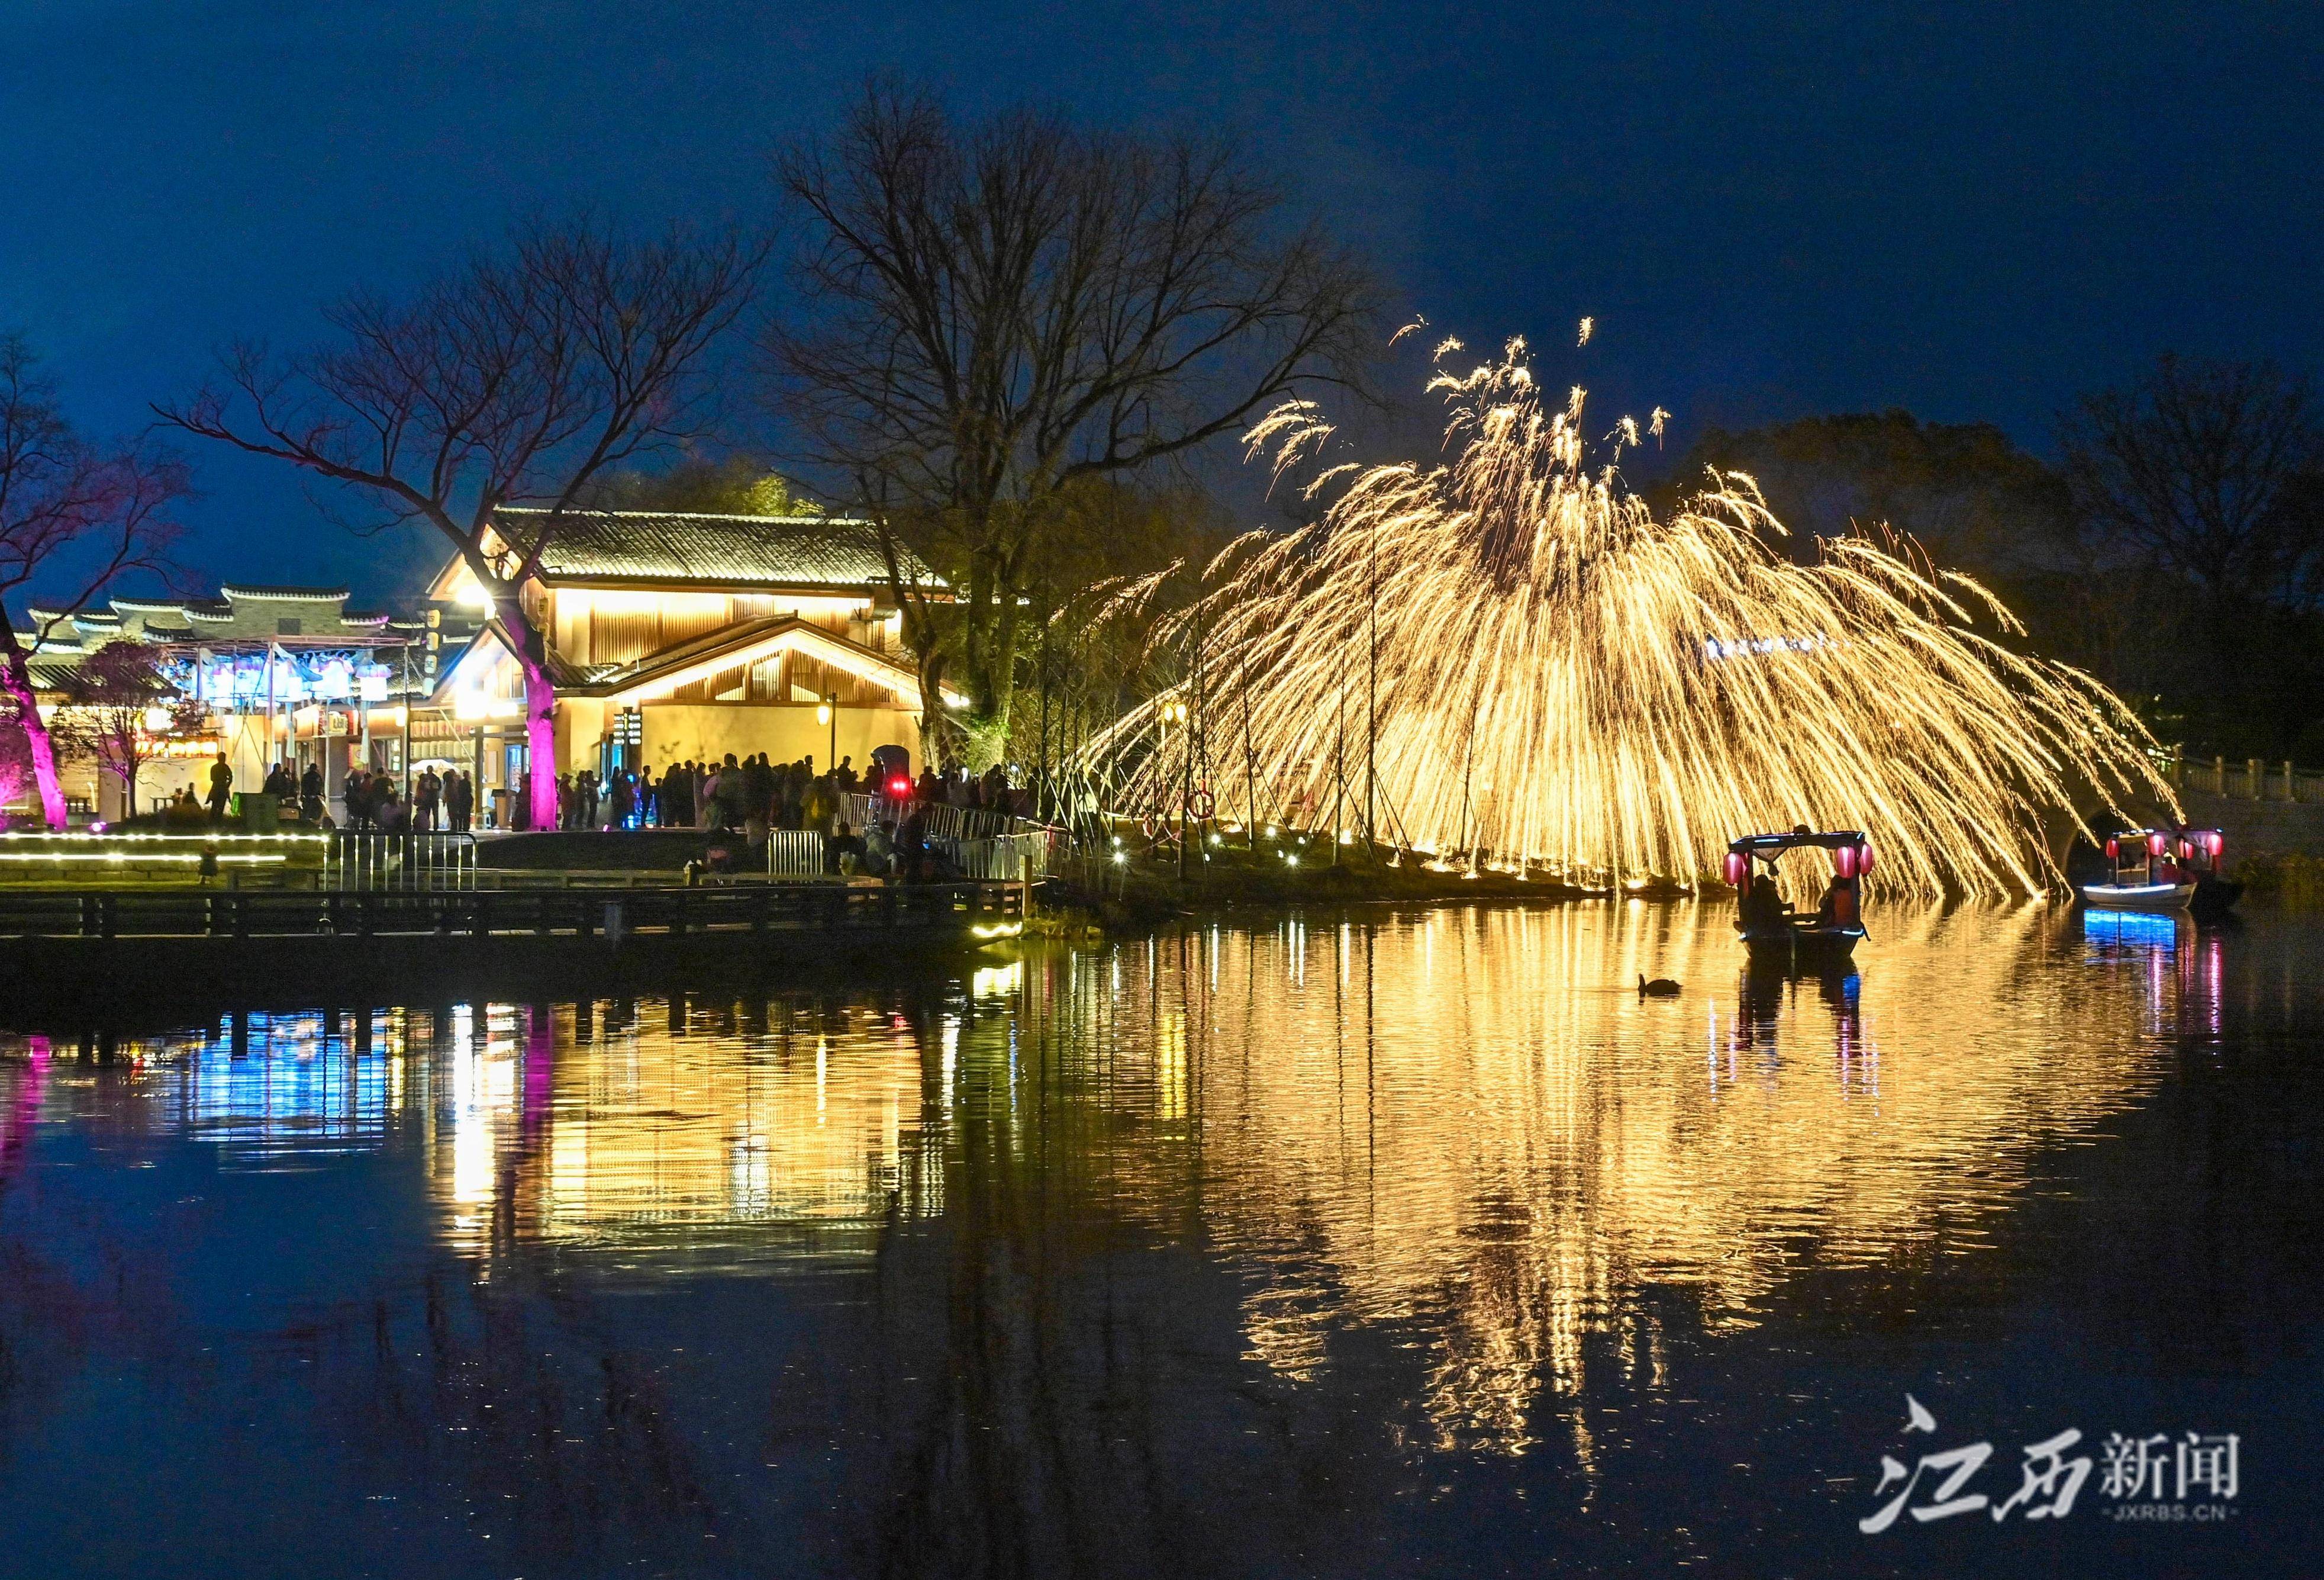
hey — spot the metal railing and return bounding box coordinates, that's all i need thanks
[2157,749,2324,805]
[765,829,828,879]
[322,832,478,891]
[939,831,1049,882]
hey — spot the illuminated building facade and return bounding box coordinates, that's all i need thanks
[423,509,958,809]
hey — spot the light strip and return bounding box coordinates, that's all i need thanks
[602,623,968,709]
[0,852,289,864]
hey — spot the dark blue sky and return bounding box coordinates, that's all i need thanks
[5,0,2318,603]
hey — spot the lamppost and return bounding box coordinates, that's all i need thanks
[818,693,836,775]
[1162,697,1191,879]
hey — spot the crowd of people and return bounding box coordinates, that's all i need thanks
[149,749,1026,882]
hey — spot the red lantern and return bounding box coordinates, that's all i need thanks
[1722,851,1749,887]
[2207,831,2225,858]
[1834,843,1859,879]
[2177,838,2193,861]
[2147,831,2168,857]
[1856,840,1875,873]
[2104,836,2119,860]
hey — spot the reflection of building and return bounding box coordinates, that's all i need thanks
[419,510,958,807]
[18,584,427,820]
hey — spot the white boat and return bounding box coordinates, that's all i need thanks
[2080,879,2196,912]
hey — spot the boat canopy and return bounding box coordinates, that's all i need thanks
[1727,829,1868,855]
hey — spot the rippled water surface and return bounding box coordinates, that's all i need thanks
[1,900,2318,1578]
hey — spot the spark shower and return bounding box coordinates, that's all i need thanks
[1093,337,2174,896]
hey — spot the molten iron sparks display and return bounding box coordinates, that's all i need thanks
[1092,337,2174,896]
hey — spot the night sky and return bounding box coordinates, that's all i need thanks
[5,0,2319,604]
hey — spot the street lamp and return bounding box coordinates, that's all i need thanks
[817,694,836,772]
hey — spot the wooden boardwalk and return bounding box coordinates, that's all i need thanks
[0,877,1027,942]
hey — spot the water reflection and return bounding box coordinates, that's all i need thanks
[0,897,2290,1576]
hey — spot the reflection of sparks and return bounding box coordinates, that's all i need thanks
[970,961,1023,999]
[1094,339,2172,894]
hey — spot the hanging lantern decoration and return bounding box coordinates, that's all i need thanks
[2177,838,2194,862]
[2104,836,2120,860]
[1722,851,1749,888]
[2206,830,2225,858]
[1856,839,1875,873]
[2148,831,2168,857]
[1833,842,1859,879]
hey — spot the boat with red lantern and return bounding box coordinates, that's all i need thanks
[2083,826,2237,918]
[2083,827,2202,912]
[1724,828,1871,970]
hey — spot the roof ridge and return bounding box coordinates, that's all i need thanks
[495,506,863,526]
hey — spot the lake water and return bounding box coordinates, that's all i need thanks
[1,900,2317,1578]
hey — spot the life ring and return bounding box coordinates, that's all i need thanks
[1188,787,1216,819]
[1140,813,1161,840]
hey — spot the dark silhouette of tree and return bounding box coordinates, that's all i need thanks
[2061,355,2324,613]
[0,333,185,827]
[52,641,192,820]
[768,82,1378,765]
[585,454,823,517]
[157,220,762,831]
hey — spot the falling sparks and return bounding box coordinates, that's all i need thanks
[1092,337,2175,896]
[1577,316,1594,346]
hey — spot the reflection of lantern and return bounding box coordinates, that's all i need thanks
[2148,831,2168,857]
[1722,851,1749,887]
[2104,836,2120,860]
[1834,842,1859,879]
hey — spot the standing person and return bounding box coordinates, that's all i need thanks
[697,759,721,829]
[611,769,636,830]
[446,770,473,834]
[205,753,233,824]
[299,761,325,824]
[415,767,441,831]
[511,770,531,831]
[835,755,856,794]
[635,765,657,828]
[556,774,578,830]
[344,767,369,832]
[578,769,599,830]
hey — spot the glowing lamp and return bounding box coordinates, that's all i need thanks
[2104,836,2119,860]
[816,701,832,725]
[1834,842,1859,879]
[1720,851,1749,887]
[2177,838,2194,861]
[141,706,172,735]
[888,775,911,799]
[2147,831,2168,857]
[2206,831,2224,857]
[1856,840,1875,873]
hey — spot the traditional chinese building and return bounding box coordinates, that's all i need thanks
[419,509,953,815]
[15,585,427,820]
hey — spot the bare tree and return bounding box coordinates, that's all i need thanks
[769,83,1378,765]
[157,220,762,830]
[2061,355,2324,614]
[0,333,185,827]
[50,641,194,820]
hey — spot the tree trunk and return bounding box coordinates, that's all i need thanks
[520,655,559,832]
[0,649,69,829]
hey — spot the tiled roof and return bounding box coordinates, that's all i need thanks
[492,508,943,591]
